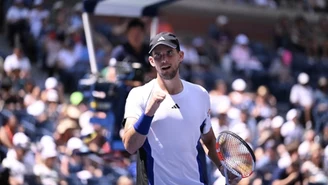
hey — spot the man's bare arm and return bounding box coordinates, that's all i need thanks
[122,118,147,154]
[201,128,222,169]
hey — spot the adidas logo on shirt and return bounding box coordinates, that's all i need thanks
[171,103,180,109]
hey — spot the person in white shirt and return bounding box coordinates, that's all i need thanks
[56,38,78,93]
[28,0,49,40]
[5,0,29,47]
[33,147,59,185]
[2,132,30,185]
[122,32,240,185]
[289,72,314,126]
[280,109,305,145]
[3,47,31,78]
[230,34,262,73]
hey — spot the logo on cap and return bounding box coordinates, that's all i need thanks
[157,36,165,41]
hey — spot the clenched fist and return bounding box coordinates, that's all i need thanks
[145,90,166,116]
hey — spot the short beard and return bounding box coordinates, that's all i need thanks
[159,64,180,80]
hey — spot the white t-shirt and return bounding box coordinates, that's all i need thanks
[57,49,77,69]
[290,84,313,107]
[2,153,26,184]
[6,149,35,175]
[124,79,212,185]
[4,54,31,72]
[29,8,49,24]
[6,6,29,23]
[280,121,304,145]
[33,163,59,185]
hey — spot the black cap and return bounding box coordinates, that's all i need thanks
[149,32,180,54]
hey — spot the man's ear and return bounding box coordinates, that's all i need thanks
[179,51,184,63]
[149,56,156,67]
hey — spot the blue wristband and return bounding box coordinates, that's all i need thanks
[133,114,153,135]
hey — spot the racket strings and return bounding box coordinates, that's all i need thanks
[219,133,254,177]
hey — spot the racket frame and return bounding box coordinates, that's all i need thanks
[216,130,256,178]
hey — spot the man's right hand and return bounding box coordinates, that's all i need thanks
[145,90,166,116]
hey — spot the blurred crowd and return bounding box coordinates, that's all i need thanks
[219,0,328,12]
[0,0,328,185]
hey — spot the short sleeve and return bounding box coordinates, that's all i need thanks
[124,87,144,120]
[33,164,42,176]
[3,56,12,72]
[2,158,10,168]
[289,85,298,104]
[201,89,212,134]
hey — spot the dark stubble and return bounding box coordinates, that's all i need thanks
[159,63,180,80]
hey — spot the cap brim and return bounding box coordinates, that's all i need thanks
[15,144,30,150]
[149,41,177,54]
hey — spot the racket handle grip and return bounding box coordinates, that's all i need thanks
[224,167,230,185]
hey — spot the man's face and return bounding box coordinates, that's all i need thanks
[15,148,27,161]
[8,115,17,128]
[14,48,23,58]
[218,114,227,125]
[127,26,144,49]
[45,157,56,168]
[149,45,183,80]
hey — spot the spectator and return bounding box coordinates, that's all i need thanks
[211,107,230,139]
[28,0,49,40]
[43,31,61,77]
[80,124,110,154]
[0,111,19,149]
[208,15,232,43]
[180,36,200,65]
[289,72,314,126]
[301,143,328,184]
[5,0,29,47]
[229,78,252,110]
[23,84,41,108]
[108,18,155,140]
[298,129,317,160]
[69,2,83,31]
[230,109,257,146]
[318,124,328,151]
[209,79,230,116]
[3,46,31,78]
[270,116,285,146]
[230,34,262,75]
[34,147,59,185]
[272,142,304,185]
[255,140,279,185]
[54,118,78,153]
[109,18,153,86]
[272,161,304,185]
[313,77,328,133]
[1,132,30,185]
[60,137,85,177]
[251,86,275,122]
[56,38,78,93]
[268,48,294,101]
[281,109,305,145]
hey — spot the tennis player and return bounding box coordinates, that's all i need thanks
[122,32,240,185]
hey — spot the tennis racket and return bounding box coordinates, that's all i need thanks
[216,131,256,185]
